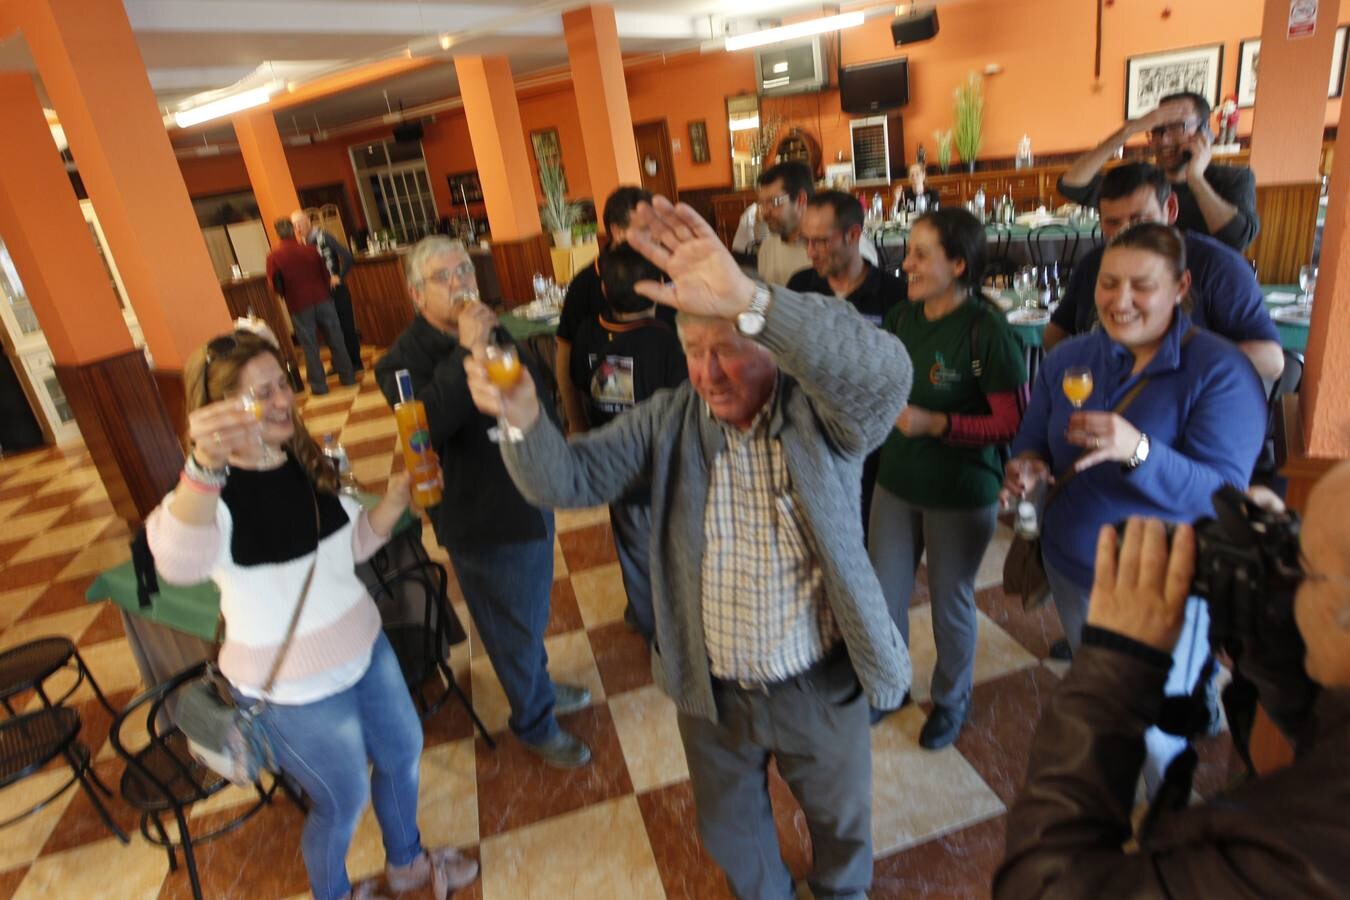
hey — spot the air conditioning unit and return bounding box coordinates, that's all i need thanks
[755,37,826,96]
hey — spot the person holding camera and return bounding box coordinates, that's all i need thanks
[1004,222,1266,794]
[995,464,1350,898]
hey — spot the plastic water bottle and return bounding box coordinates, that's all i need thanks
[322,433,358,494]
[972,186,986,224]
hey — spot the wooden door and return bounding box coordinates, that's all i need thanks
[634,120,678,201]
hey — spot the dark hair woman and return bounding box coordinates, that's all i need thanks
[1004,222,1266,797]
[869,208,1029,747]
[146,331,477,899]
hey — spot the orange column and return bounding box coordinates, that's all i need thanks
[13,0,231,371]
[1301,89,1350,457]
[0,70,184,520]
[233,109,303,244]
[563,5,642,215]
[0,73,131,364]
[454,55,543,242]
[1248,0,1340,183]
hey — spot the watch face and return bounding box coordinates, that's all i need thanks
[737,311,765,336]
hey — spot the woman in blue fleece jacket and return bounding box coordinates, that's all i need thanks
[1005,222,1265,793]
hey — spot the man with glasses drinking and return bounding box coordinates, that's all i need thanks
[374,236,593,769]
[1058,91,1259,251]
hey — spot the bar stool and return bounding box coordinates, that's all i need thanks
[0,636,118,717]
[0,705,129,843]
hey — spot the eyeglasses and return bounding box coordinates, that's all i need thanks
[424,262,476,286]
[1149,118,1202,140]
[762,193,792,209]
[803,234,843,250]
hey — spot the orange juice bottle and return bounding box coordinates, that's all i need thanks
[393,369,443,508]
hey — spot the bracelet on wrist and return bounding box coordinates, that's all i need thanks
[184,452,228,488]
[179,470,221,495]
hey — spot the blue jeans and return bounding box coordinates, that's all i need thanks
[248,634,424,900]
[445,513,558,745]
[290,299,355,393]
[1044,556,1211,798]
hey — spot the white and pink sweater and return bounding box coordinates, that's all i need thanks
[147,459,390,704]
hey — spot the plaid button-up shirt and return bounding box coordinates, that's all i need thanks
[700,393,840,683]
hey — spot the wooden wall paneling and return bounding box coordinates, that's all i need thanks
[346,255,416,347]
[1003,171,1044,207]
[1246,182,1320,284]
[151,368,188,443]
[712,191,755,248]
[677,186,731,234]
[490,233,553,307]
[221,276,302,374]
[55,349,184,525]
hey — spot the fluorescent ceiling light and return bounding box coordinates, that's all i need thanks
[174,85,277,128]
[725,11,865,51]
[729,115,761,132]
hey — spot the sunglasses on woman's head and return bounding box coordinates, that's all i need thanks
[201,332,246,406]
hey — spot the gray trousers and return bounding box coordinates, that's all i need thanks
[867,485,997,709]
[608,500,653,639]
[290,299,355,393]
[677,652,872,900]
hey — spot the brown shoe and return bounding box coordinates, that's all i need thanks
[387,847,480,898]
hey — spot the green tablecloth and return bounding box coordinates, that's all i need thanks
[995,284,1309,354]
[86,499,420,641]
[500,312,559,341]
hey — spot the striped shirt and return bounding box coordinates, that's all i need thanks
[700,391,840,682]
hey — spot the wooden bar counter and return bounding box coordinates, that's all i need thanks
[346,246,503,348]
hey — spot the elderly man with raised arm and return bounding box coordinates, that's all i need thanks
[460,198,914,900]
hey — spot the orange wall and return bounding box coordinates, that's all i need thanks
[178,0,1350,220]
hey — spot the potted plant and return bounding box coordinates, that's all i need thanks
[934,130,954,175]
[540,160,579,248]
[953,72,984,173]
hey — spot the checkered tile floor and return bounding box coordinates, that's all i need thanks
[0,355,1238,899]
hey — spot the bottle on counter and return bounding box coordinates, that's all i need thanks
[393,370,443,508]
[972,186,986,224]
[322,433,360,495]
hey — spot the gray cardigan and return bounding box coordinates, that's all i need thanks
[504,286,915,721]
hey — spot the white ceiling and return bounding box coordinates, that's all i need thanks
[0,0,853,146]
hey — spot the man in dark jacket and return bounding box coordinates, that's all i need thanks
[996,464,1350,898]
[292,209,362,373]
[374,235,591,769]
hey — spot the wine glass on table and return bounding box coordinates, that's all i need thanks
[1298,264,1318,315]
[483,328,523,443]
[1061,365,1094,410]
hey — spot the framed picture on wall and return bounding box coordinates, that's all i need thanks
[1124,44,1223,120]
[688,120,710,164]
[1236,27,1348,109]
[529,128,566,192]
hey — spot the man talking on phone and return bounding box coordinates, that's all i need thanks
[1058,91,1259,252]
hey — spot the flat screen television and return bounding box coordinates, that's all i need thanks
[839,58,909,114]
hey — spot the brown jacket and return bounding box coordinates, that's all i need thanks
[996,642,1350,898]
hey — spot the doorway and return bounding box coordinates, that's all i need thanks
[633,120,677,201]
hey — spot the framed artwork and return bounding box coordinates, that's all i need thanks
[1237,27,1348,108]
[688,119,710,164]
[1124,44,1223,119]
[446,171,483,204]
[529,128,566,192]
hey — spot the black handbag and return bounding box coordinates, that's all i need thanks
[176,482,320,786]
[1002,374,1157,611]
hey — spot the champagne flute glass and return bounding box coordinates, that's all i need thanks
[1298,264,1318,313]
[483,333,523,443]
[238,388,279,464]
[1062,366,1094,409]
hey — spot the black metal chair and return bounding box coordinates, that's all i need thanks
[109,662,279,900]
[873,226,905,272]
[1028,224,1082,277]
[1253,349,1305,489]
[0,636,118,717]
[0,706,128,843]
[366,558,495,748]
[984,226,1017,288]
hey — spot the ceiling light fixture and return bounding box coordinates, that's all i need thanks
[173,85,277,128]
[439,34,454,50]
[725,11,865,51]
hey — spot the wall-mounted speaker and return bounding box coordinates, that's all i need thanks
[891,8,938,46]
[392,121,424,143]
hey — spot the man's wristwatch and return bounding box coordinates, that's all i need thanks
[1122,433,1150,472]
[735,282,772,337]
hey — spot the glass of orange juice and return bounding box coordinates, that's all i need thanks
[1062,365,1093,409]
[484,337,523,442]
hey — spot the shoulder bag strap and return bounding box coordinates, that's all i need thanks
[258,480,323,697]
